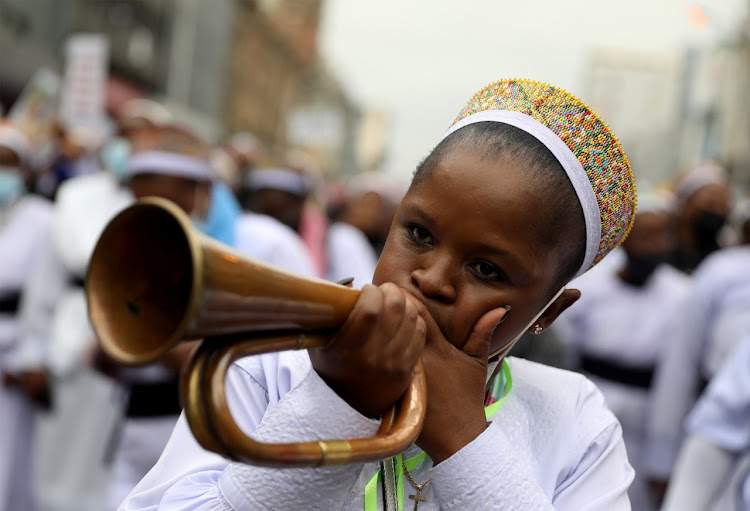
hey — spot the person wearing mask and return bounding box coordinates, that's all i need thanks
[93,124,222,507]
[99,98,173,183]
[645,196,750,499]
[661,332,750,511]
[552,190,689,510]
[15,123,232,511]
[0,121,53,511]
[97,124,315,506]
[669,164,731,275]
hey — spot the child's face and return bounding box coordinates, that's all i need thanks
[373,148,569,354]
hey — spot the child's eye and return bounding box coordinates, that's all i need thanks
[406,223,433,245]
[469,261,505,282]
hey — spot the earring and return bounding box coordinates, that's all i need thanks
[532,324,543,335]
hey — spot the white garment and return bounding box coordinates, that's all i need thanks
[326,221,378,288]
[108,417,181,510]
[553,263,689,511]
[119,354,633,510]
[0,195,53,511]
[662,334,750,510]
[234,212,316,278]
[16,173,132,511]
[645,247,750,479]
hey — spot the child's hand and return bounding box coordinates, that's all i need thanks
[309,283,426,418]
[412,301,508,464]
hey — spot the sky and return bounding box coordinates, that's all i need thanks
[318,0,747,181]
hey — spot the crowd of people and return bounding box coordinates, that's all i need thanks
[0,79,748,511]
[0,98,403,511]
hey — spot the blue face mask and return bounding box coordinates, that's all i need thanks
[100,138,131,181]
[0,168,25,204]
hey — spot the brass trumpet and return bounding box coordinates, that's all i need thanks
[85,197,426,467]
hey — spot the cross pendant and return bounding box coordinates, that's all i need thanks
[408,487,427,511]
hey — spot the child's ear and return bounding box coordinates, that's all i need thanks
[533,288,581,332]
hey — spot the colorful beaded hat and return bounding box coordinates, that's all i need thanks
[444,79,637,278]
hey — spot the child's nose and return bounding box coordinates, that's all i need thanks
[410,257,456,304]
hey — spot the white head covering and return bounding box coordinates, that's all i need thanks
[635,183,676,215]
[347,171,407,204]
[246,168,310,197]
[675,164,729,204]
[0,122,32,167]
[118,98,172,127]
[127,124,214,182]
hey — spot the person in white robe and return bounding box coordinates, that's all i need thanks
[644,244,750,487]
[102,126,316,508]
[14,169,132,511]
[661,332,750,511]
[668,164,731,275]
[234,211,316,278]
[247,167,377,287]
[552,196,690,510]
[119,353,632,511]
[116,78,638,510]
[0,122,53,511]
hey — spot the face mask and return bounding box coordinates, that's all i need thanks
[0,168,25,204]
[486,286,566,381]
[623,253,664,287]
[100,138,131,181]
[693,210,726,248]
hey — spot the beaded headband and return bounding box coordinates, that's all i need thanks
[443,79,637,278]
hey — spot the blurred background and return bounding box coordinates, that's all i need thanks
[1,0,749,186]
[2,3,750,511]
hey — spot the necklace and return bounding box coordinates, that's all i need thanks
[364,361,514,511]
[401,459,431,510]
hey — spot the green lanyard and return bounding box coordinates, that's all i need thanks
[363,359,513,511]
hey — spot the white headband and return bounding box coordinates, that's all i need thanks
[443,110,601,278]
[128,151,213,181]
[246,168,310,196]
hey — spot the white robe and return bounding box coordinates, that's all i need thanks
[552,263,689,510]
[15,173,132,511]
[234,212,316,278]
[0,194,53,511]
[118,354,633,510]
[661,333,750,511]
[644,247,750,480]
[326,221,378,288]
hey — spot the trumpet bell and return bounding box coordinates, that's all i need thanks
[87,198,200,365]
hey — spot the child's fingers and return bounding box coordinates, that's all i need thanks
[327,284,384,350]
[376,283,409,348]
[383,297,425,368]
[461,307,508,360]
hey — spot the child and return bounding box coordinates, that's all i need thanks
[119,79,637,510]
